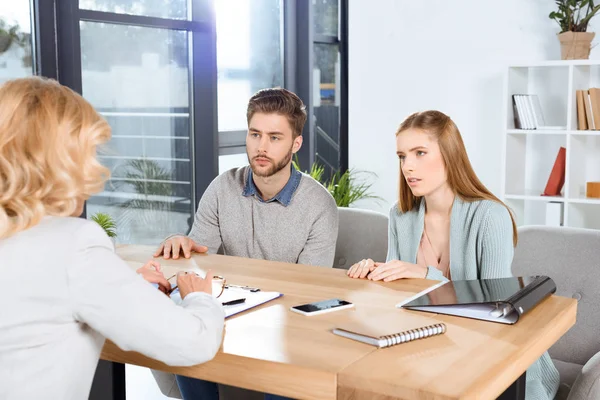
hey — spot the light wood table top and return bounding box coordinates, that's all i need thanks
[101,245,577,400]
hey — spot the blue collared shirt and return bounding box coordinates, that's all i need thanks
[242,164,302,207]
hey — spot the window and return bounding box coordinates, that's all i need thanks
[79,0,188,20]
[59,2,217,245]
[0,2,34,83]
[312,0,345,179]
[314,42,341,177]
[314,0,338,37]
[81,22,193,244]
[216,0,283,173]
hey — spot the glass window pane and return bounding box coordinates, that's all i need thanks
[0,3,34,83]
[313,0,338,37]
[314,43,339,105]
[313,43,340,180]
[215,0,282,133]
[80,21,193,245]
[79,0,188,20]
[219,153,248,175]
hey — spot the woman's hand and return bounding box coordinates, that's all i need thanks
[347,258,378,279]
[177,270,214,299]
[136,260,171,294]
[367,260,427,282]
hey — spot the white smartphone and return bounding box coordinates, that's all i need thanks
[290,298,354,316]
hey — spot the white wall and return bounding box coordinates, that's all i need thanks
[349,0,600,213]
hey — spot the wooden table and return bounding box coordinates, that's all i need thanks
[99,245,577,400]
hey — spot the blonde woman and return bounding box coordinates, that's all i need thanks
[347,110,558,400]
[0,77,224,400]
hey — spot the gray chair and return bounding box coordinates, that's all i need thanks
[511,225,600,400]
[151,206,389,399]
[333,207,389,270]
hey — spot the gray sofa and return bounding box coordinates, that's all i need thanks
[511,225,600,400]
[333,206,389,269]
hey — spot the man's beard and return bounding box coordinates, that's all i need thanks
[247,146,293,178]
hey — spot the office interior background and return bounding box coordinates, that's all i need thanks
[2,0,600,398]
[1,0,348,246]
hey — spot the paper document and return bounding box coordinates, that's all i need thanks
[170,287,282,318]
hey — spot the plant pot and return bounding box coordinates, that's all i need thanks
[558,31,595,60]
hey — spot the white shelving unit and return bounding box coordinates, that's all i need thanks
[501,60,600,230]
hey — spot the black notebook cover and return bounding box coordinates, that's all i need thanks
[398,276,556,324]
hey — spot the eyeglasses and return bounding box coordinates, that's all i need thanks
[166,272,226,298]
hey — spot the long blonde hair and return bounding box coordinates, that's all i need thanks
[0,77,111,239]
[396,110,518,246]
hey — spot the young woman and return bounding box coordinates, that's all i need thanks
[347,110,559,400]
[0,77,224,400]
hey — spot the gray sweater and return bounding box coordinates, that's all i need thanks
[189,166,338,268]
[387,197,559,400]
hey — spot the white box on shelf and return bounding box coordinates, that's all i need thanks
[545,202,564,227]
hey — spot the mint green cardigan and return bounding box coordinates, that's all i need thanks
[387,197,560,400]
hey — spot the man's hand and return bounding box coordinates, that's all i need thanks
[136,260,171,294]
[154,235,209,260]
[367,260,427,282]
[177,270,214,300]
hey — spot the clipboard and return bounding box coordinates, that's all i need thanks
[170,286,283,318]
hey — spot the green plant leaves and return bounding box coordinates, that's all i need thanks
[550,0,600,32]
[324,169,382,208]
[90,212,117,238]
[293,155,381,208]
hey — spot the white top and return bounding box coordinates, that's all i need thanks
[0,216,225,400]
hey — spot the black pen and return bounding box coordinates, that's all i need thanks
[222,298,246,306]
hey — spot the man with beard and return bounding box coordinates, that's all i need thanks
[154,87,338,267]
[153,88,338,400]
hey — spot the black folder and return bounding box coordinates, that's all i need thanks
[398,276,556,324]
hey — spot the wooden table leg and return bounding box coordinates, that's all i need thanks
[497,372,526,400]
[89,360,126,400]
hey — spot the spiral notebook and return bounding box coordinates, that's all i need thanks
[332,313,447,349]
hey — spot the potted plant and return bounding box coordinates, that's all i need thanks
[550,0,600,60]
[293,156,382,207]
[0,19,27,54]
[0,19,16,53]
[90,212,117,241]
[324,168,382,208]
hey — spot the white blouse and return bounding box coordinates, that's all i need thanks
[0,216,225,400]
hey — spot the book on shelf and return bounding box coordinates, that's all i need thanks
[575,88,600,130]
[577,90,588,130]
[511,94,565,130]
[542,146,566,196]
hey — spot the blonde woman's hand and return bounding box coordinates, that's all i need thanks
[177,270,214,300]
[367,260,427,282]
[153,235,208,260]
[347,258,378,279]
[136,260,172,294]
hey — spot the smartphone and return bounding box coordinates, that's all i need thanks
[290,298,354,316]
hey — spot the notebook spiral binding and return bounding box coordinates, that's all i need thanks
[381,323,446,347]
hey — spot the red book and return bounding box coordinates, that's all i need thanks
[542,147,566,196]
